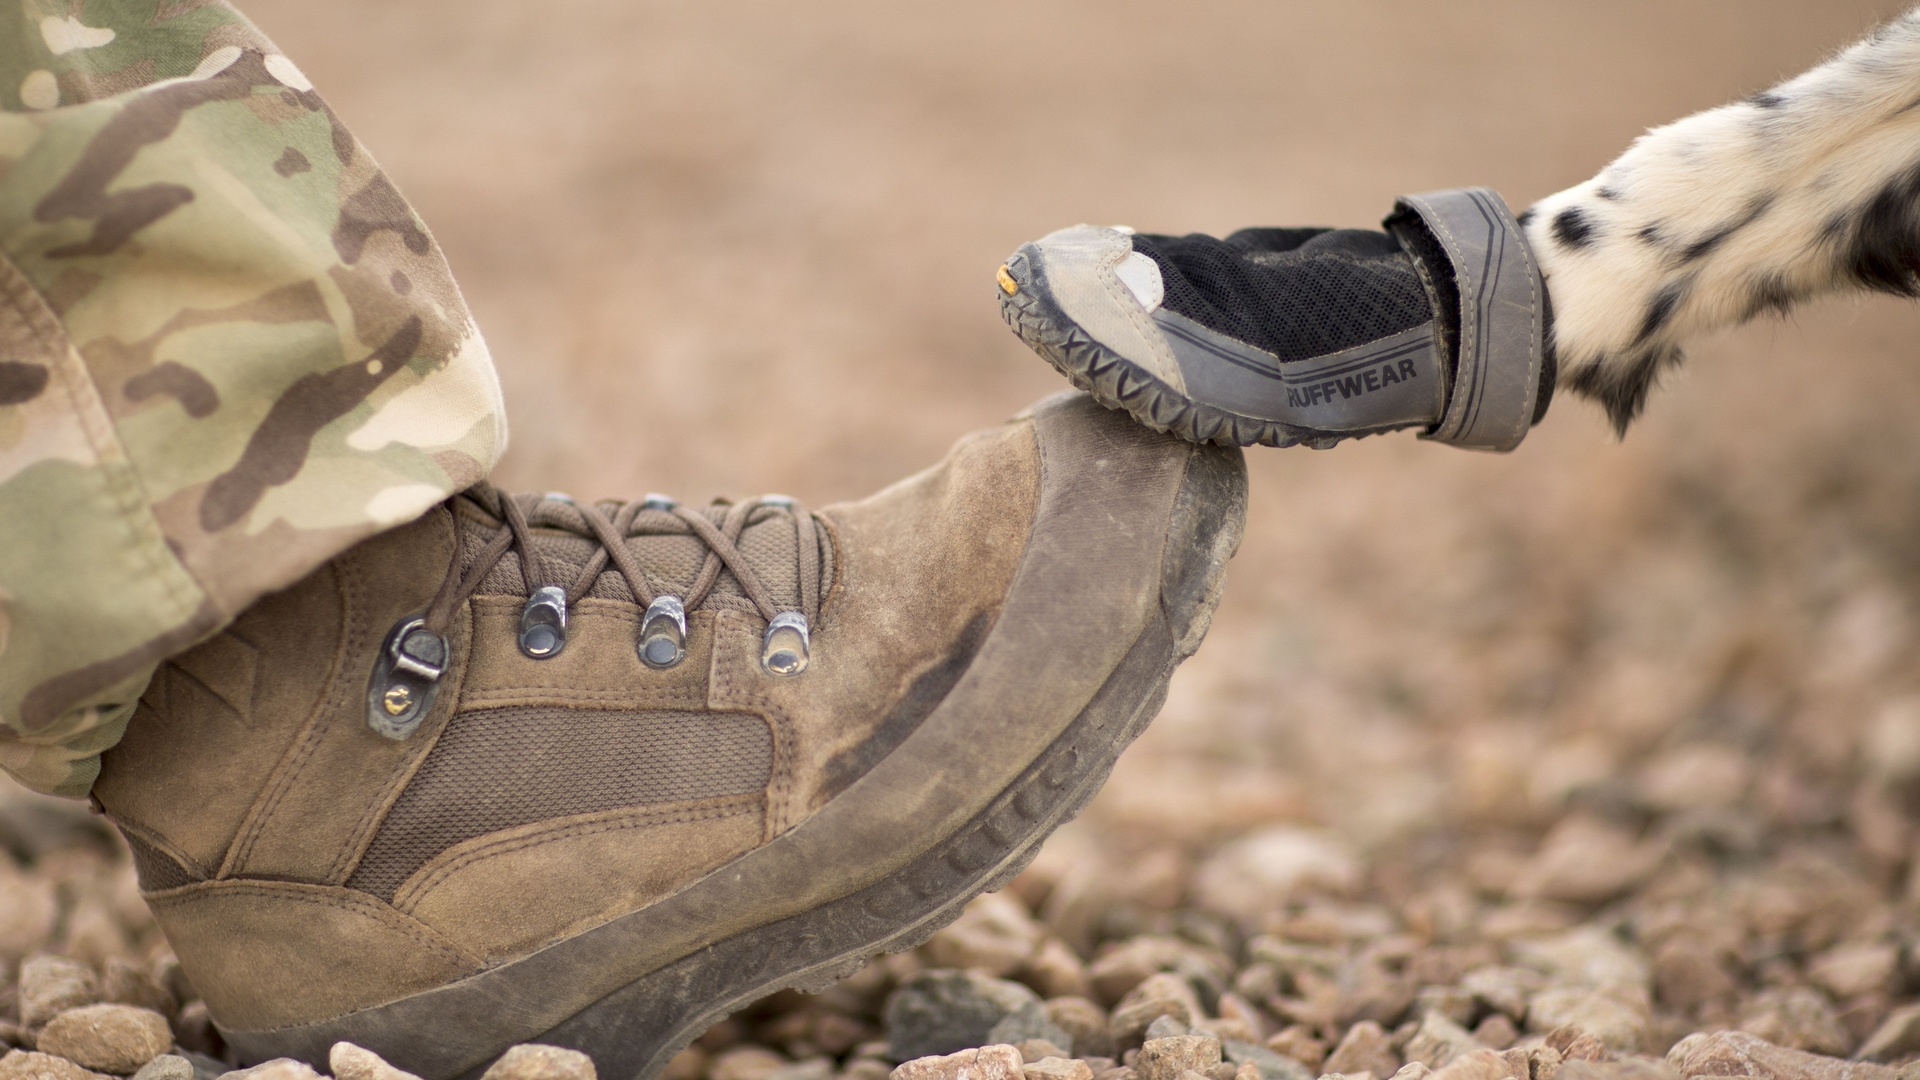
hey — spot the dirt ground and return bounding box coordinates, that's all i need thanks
[15,1,1920,1076]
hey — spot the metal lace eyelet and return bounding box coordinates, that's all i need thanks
[639,595,688,669]
[367,617,448,740]
[518,585,569,659]
[759,494,796,510]
[640,493,677,512]
[761,612,810,677]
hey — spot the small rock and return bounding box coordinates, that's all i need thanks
[1636,744,1751,813]
[1246,941,1342,985]
[1019,1043,1070,1066]
[1412,989,1477,1028]
[1025,1060,1094,1080]
[766,1059,832,1080]
[57,899,129,972]
[891,1045,1025,1080]
[18,957,99,1028]
[149,956,194,1009]
[1111,975,1205,1048]
[1858,1003,1920,1062]
[100,959,174,1019]
[1866,698,1920,784]
[1425,1050,1525,1080]
[1136,1037,1222,1080]
[215,1060,323,1080]
[1324,1023,1398,1080]
[1194,829,1360,924]
[1528,1046,1563,1080]
[1808,942,1899,1000]
[1216,995,1270,1046]
[1387,1065,1432,1080]
[1027,941,1094,1002]
[1512,929,1650,996]
[1838,993,1891,1051]
[1403,1014,1480,1070]
[175,1050,228,1080]
[1495,1052,1531,1080]
[1739,988,1851,1056]
[173,1002,222,1059]
[1222,1041,1311,1080]
[1265,1027,1325,1071]
[1667,1031,1897,1080]
[1510,818,1661,905]
[761,1012,815,1058]
[1089,939,1230,1009]
[1649,941,1736,1015]
[1458,970,1538,1024]
[131,1056,195,1080]
[1043,998,1113,1060]
[1196,1020,1259,1047]
[1336,962,1414,1029]
[928,895,1045,978]
[1206,1066,1238,1080]
[1542,1030,1609,1065]
[709,1048,787,1080]
[1088,942,1174,1006]
[1233,966,1283,1004]
[1555,1063,1675,1080]
[1471,1016,1518,1052]
[478,1046,596,1080]
[36,1004,171,1074]
[0,875,58,965]
[811,1014,869,1057]
[886,972,1072,1062]
[331,1043,424,1080]
[1148,1018,1194,1043]
[1526,989,1648,1053]
[0,1051,112,1080]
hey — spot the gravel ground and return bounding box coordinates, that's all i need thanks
[9,3,1920,1080]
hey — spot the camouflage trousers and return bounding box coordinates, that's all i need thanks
[0,1,506,796]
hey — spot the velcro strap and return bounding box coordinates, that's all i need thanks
[1396,188,1546,452]
[1157,311,1447,434]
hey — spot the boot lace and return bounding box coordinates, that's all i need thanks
[367,483,825,740]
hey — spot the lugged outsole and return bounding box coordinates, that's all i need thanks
[998,261,1373,451]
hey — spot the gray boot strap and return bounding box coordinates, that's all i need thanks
[1396,187,1549,452]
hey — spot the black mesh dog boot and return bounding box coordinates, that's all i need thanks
[998,188,1553,452]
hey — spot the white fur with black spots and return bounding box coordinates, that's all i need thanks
[1526,7,1920,432]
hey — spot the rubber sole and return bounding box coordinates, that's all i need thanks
[999,252,1373,451]
[222,399,1248,1080]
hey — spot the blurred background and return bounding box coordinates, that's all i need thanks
[18,0,1920,1068]
[229,0,1920,883]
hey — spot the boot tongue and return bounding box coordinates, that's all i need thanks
[456,496,827,613]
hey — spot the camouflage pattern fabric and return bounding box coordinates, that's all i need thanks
[0,0,506,796]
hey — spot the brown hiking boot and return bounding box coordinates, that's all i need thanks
[91,392,1245,1080]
